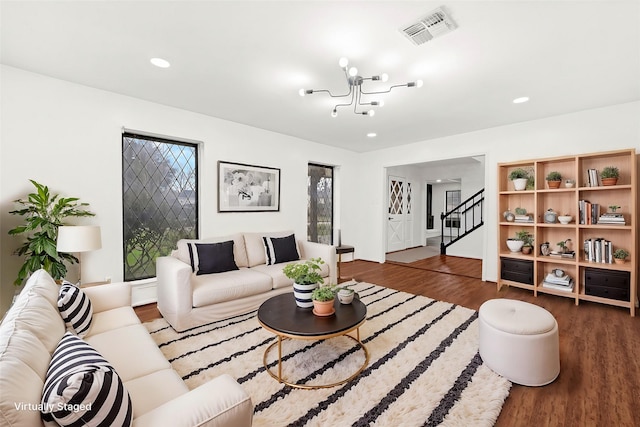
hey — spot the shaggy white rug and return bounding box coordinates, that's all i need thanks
[145,282,511,426]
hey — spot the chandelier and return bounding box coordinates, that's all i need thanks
[299,57,423,117]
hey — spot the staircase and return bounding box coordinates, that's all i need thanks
[440,189,484,255]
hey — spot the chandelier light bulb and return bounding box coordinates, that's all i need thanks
[299,89,306,97]
[338,57,349,68]
[416,79,424,88]
[378,100,385,107]
[348,67,358,77]
[368,109,375,117]
[331,109,338,118]
[381,73,389,82]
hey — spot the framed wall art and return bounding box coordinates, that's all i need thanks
[218,161,280,212]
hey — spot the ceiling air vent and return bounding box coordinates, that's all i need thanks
[401,7,457,46]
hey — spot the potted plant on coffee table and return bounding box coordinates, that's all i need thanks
[283,257,325,308]
[311,284,337,316]
[336,283,355,304]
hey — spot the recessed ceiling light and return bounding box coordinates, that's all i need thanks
[436,179,442,183]
[150,57,170,68]
[367,132,377,138]
[513,97,529,104]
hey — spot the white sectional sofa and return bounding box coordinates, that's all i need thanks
[156,231,337,332]
[0,269,253,427]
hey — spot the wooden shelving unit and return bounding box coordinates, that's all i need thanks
[497,149,638,316]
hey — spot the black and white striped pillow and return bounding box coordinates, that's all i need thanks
[41,332,132,427]
[58,281,93,337]
[263,234,300,265]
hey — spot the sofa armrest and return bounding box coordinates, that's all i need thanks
[132,374,253,427]
[82,282,131,313]
[156,256,194,331]
[298,241,337,284]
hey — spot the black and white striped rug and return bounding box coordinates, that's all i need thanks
[145,282,511,426]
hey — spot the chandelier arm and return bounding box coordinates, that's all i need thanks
[310,87,353,98]
[360,83,409,95]
[333,90,357,110]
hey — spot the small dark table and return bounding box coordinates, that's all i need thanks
[336,245,355,282]
[257,293,368,389]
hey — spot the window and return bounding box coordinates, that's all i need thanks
[308,164,333,244]
[122,133,198,281]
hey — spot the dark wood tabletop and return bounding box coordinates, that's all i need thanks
[257,293,367,337]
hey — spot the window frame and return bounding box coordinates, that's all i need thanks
[121,132,199,281]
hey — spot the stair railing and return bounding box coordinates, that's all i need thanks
[440,188,484,254]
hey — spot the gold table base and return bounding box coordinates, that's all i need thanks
[262,328,369,390]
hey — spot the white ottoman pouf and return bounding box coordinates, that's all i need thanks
[479,299,559,386]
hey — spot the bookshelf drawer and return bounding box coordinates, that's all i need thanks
[585,268,630,290]
[585,284,630,302]
[501,258,533,285]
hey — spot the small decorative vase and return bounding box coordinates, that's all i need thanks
[540,242,551,256]
[602,178,618,186]
[547,180,561,189]
[312,299,335,316]
[293,282,318,308]
[337,289,355,304]
[614,258,626,265]
[522,246,532,255]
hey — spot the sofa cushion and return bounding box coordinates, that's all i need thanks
[244,230,297,267]
[263,234,300,265]
[58,282,93,337]
[85,306,141,337]
[41,332,132,427]
[124,369,189,418]
[85,324,171,382]
[176,233,248,268]
[188,241,239,275]
[0,327,53,427]
[191,268,273,307]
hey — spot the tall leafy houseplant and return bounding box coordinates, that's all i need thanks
[8,180,95,285]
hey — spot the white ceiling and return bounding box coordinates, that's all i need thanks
[2,1,639,153]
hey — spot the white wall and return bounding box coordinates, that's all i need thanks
[0,66,357,313]
[2,65,638,313]
[348,101,640,281]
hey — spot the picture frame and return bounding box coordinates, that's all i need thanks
[218,161,280,212]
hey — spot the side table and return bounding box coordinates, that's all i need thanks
[336,245,355,282]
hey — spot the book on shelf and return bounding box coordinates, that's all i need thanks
[587,169,601,187]
[579,200,602,225]
[548,251,575,259]
[514,214,534,223]
[598,213,626,225]
[583,238,614,263]
[542,281,575,292]
[544,273,573,286]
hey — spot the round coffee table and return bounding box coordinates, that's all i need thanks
[257,292,368,389]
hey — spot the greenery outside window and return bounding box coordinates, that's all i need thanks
[122,133,198,281]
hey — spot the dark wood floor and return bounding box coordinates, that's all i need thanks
[136,256,640,427]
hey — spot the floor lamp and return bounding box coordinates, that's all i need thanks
[56,225,102,285]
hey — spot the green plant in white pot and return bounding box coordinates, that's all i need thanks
[283,257,325,308]
[8,180,95,286]
[508,168,529,191]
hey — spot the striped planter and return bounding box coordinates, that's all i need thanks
[293,282,318,308]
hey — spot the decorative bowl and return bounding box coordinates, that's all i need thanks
[558,215,572,224]
[506,239,524,252]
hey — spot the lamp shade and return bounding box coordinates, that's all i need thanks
[57,226,102,253]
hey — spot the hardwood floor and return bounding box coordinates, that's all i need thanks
[135,257,640,426]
